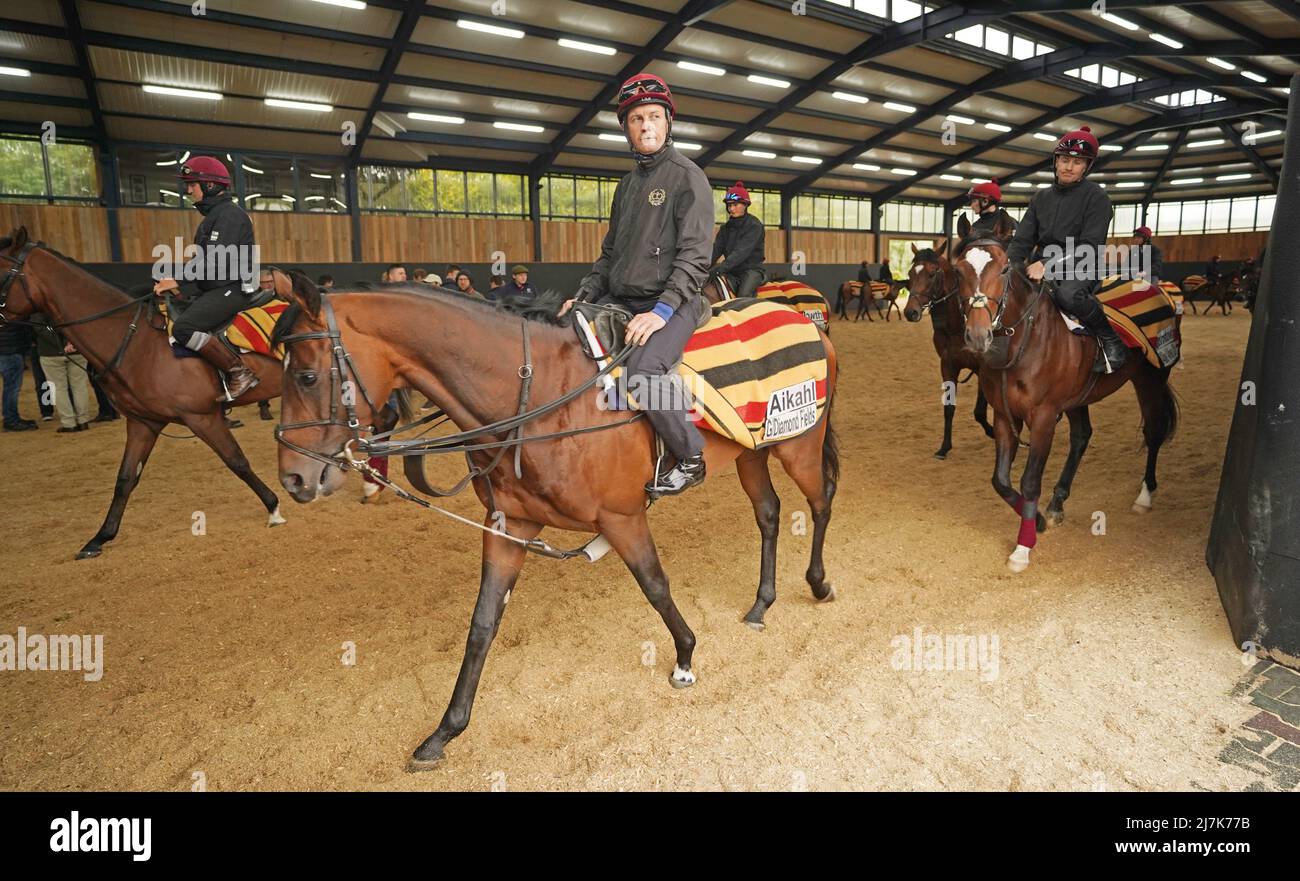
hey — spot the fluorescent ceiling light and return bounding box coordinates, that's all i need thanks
[748,74,790,88]
[245,193,262,200]
[676,141,702,150]
[0,66,31,77]
[945,114,975,125]
[940,174,963,181]
[311,0,366,8]
[494,121,544,132]
[557,38,615,55]
[853,163,881,171]
[158,189,180,198]
[1252,129,1283,139]
[1036,182,1050,188]
[155,159,178,166]
[1149,33,1183,49]
[970,178,989,184]
[1136,143,1169,151]
[883,101,916,112]
[1206,57,1235,70]
[143,84,221,100]
[985,122,1012,132]
[1100,144,1124,152]
[742,149,776,159]
[1114,181,1144,188]
[241,164,263,175]
[1010,182,1032,188]
[1187,138,1224,148]
[457,19,524,38]
[890,167,917,176]
[180,150,190,163]
[1241,71,1267,83]
[1033,132,1056,141]
[1102,13,1139,31]
[678,60,725,76]
[265,98,332,112]
[1216,173,1252,181]
[310,173,335,180]
[407,112,464,124]
[791,155,822,164]
[832,91,870,104]
[304,196,325,201]
[1170,177,1203,185]
[281,195,296,201]
[598,133,625,142]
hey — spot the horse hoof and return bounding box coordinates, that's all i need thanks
[1007,545,1031,573]
[1043,511,1064,530]
[406,754,445,773]
[670,665,696,689]
[744,620,766,632]
[267,506,286,527]
[817,584,836,603]
[1132,503,1151,515]
[933,449,949,460]
[75,547,101,560]
[407,740,445,771]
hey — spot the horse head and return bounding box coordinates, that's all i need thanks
[904,238,953,323]
[955,238,1011,355]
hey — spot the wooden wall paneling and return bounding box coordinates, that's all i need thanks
[0,204,111,262]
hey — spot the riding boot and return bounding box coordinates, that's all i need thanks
[194,336,260,401]
[1078,301,1128,374]
[645,452,706,499]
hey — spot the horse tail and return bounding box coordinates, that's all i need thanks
[820,338,840,496]
[1140,365,1180,449]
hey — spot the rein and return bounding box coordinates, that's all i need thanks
[274,295,646,559]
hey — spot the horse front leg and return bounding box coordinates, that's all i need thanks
[77,416,161,559]
[410,515,542,770]
[1008,412,1059,573]
[936,361,957,460]
[183,410,284,526]
[1043,406,1092,529]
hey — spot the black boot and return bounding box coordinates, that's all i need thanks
[645,452,706,499]
[194,336,260,401]
[1079,302,1128,374]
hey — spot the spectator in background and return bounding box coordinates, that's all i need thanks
[90,373,119,422]
[258,269,276,294]
[489,274,506,294]
[455,271,483,298]
[494,264,537,303]
[31,311,91,433]
[28,342,54,422]
[0,319,36,431]
[413,268,428,283]
[444,265,462,286]
[425,273,443,287]
[384,264,407,283]
[318,274,334,290]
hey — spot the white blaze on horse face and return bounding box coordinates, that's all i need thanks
[965,247,993,296]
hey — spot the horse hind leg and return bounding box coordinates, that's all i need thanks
[1131,366,1179,514]
[771,422,837,603]
[77,417,162,559]
[736,450,780,629]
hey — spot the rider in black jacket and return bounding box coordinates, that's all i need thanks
[960,179,1017,251]
[153,156,260,400]
[1007,126,1126,373]
[711,181,766,298]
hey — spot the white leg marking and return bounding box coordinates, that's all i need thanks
[1132,481,1153,513]
[1007,544,1031,573]
[671,665,696,687]
[267,505,286,526]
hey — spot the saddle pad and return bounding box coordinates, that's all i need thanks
[1097,276,1181,368]
[1181,275,1207,291]
[680,299,828,449]
[844,280,891,297]
[165,302,289,359]
[755,280,830,329]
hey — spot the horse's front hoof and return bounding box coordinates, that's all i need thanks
[408,739,446,771]
[1007,545,1031,573]
[75,545,101,560]
[1043,510,1065,530]
[267,506,286,526]
[670,665,696,689]
[744,620,766,632]
[817,584,836,603]
[933,448,950,460]
[406,755,445,773]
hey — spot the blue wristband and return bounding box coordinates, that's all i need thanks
[652,302,674,322]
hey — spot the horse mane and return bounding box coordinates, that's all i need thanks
[270,282,573,347]
[912,248,940,264]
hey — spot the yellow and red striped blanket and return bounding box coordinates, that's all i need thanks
[755,280,830,330]
[1097,277,1181,368]
[165,301,289,359]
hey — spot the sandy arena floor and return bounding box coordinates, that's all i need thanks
[0,305,1269,791]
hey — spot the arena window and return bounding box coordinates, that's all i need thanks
[1108,197,1274,236]
[539,173,620,222]
[879,199,942,234]
[0,135,98,205]
[358,167,526,218]
[793,193,873,230]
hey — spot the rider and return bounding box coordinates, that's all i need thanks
[711,181,766,298]
[962,179,1017,246]
[1131,226,1163,286]
[1205,255,1223,285]
[562,72,713,498]
[1007,125,1127,373]
[153,156,260,400]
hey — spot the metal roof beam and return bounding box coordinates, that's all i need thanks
[1140,127,1191,206]
[349,3,424,162]
[1218,121,1282,189]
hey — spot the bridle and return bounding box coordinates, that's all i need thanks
[909,255,959,316]
[956,238,1049,374]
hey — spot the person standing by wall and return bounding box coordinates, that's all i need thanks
[0,318,35,431]
[31,311,92,433]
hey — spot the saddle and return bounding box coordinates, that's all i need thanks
[1055,277,1181,368]
[163,288,288,359]
[571,300,633,361]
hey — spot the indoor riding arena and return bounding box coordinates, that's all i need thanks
[2,0,1299,806]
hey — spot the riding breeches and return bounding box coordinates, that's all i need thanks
[1050,278,1104,325]
[625,307,706,461]
[171,286,249,349]
[723,268,765,300]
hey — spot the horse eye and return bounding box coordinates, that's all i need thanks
[299,372,317,388]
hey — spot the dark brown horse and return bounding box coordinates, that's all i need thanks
[0,227,289,558]
[836,279,903,322]
[955,220,1178,572]
[272,275,840,768]
[903,240,993,459]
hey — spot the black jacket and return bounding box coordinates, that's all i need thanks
[492,280,536,302]
[1007,179,1112,281]
[711,212,765,275]
[1147,242,1163,282]
[969,207,1018,242]
[1205,260,1223,282]
[580,142,713,324]
[185,192,256,294]
[0,319,31,356]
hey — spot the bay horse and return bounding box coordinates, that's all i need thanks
[836,278,903,322]
[955,217,1178,573]
[272,275,839,768]
[902,239,993,459]
[0,226,287,558]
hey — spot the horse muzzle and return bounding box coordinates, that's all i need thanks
[280,458,346,503]
[965,326,993,354]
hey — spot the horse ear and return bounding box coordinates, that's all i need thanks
[287,270,321,319]
[992,212,1014,241]
[910,243,918,255]
[13,226,28,248]
[268,267,295,302]
[936,238,949,257]
[957,214,971,239]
